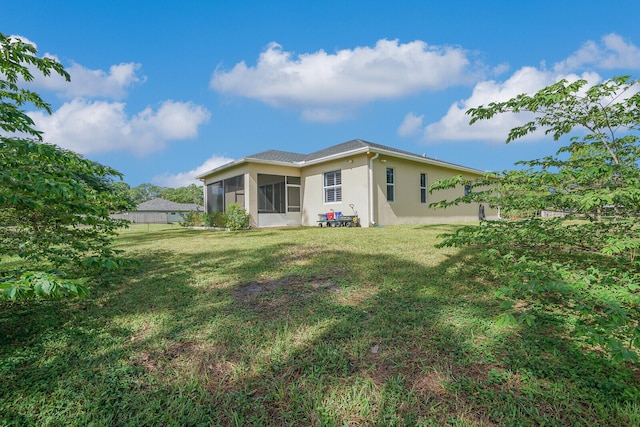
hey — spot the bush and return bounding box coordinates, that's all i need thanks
[225,203,251,230]
[205,211,228,228]
[180,211,204,227]
[181,207,249,230]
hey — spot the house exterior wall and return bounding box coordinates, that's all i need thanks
[198,148,498,228]
[202,163,302,228]
[247,163,301,228]
[201,163,253,224]
[300,154,370,227]
[372,155,497,225]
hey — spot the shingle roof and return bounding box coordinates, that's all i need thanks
[136,198,203,212]
[302,139,440,163]
[198,138,484,178]
[302,139,370,161]
[245,150,307,163]
[242,139,445,165]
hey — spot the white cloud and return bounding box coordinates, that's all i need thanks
[30,61,145,99]
[29,99,210,156]
[152,154,235,188]
[6,34,210,157]
[424,67,556,143]
[211,39,476,121]
[397,112,424,137]
[419,33,639,144]
[6,33,145,99]
[423,67,601,143]
[492,63,510,76]
[133,101,209,139]
[555,33,640,73]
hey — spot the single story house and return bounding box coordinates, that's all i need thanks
[111,198,203,224]
[196,139,496,228]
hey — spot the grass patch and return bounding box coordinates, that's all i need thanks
[1,224,638,425]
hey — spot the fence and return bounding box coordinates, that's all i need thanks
[110,213,168,224]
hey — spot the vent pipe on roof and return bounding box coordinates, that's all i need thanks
[369,152,379,226]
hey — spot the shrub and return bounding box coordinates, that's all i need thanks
[205,211,228,228]
[180,211,204,227]
[181,208,249,230]
[225,203,251,230]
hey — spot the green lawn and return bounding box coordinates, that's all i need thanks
[1,224,638,426]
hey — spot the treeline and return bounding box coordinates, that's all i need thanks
[113,182,204,206]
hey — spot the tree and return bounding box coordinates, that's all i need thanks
[128,183,163,204]
[430,76,640,362]
[0,32,134,301]
[0,34,68,138]
[159,183,204,205]
[125,183,204,205]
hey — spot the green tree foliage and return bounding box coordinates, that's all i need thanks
[128,183,163,204]
[0,32,134,301]
[1,139,133,266]
[159,183,204,205]
[225,203,251,230]
[0,33,68,137]
[127,183,204,205]
[430,76,640,362]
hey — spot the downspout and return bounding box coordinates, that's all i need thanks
[369,152,379,226]
[201,180,207,213]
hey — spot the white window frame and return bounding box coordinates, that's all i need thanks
[386,167,395,203]
[420,173,427,204]
[324,170,342,203]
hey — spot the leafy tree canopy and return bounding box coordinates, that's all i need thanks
[430,76,640,363]
[0,32,134,301]
[159,183,204,205]
[124,182,204,205]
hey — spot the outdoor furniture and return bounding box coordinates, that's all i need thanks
[317,212,360,227]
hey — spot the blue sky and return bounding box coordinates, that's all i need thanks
[3,0,640,187]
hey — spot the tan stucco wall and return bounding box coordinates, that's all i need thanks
[199,151,498,228]
[300,154,370,226]
[201,164,254,225]
[201,163,301,228]
[201,164,249,187]
[247,164,301,228]
[373,155,497,225]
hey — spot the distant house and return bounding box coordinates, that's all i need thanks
[111,198,203,224]
[196,139,497,228]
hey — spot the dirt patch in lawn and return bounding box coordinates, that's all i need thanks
[233,275,341,310]
[132,340,235,389]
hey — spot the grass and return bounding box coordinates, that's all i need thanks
[1,224,639,426]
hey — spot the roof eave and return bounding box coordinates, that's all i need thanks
[370,147,486,175]
[301,146,485,175]
[195,159,244,180]
[196,157,303,180]
[196,144,487,180]
[300,146,370,166]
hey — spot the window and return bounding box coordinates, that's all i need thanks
[224,175,245,210]
[258,174,285,213]
[287,176,301,185]
[386,168,395,202]
[324,170,342,203]
[420,173,427,204]
[287,176,301,213]
[464,183,472,196]
[206,181,224,213]
[207,175,245,213]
